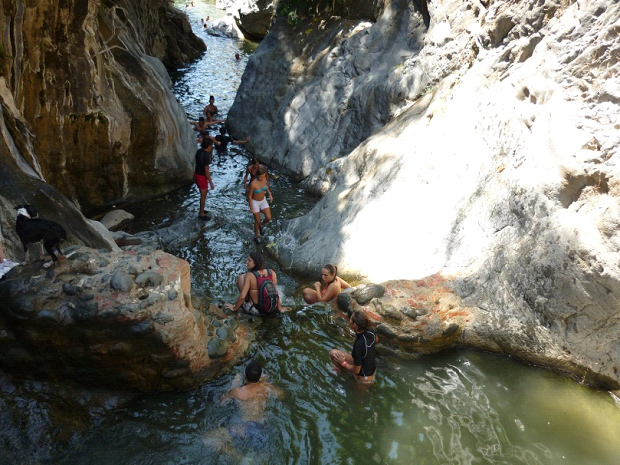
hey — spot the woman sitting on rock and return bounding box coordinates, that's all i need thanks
[302,264,350,304]
[329,310,377,384]
[225,252,288,315]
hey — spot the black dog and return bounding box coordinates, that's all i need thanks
[15,205,67,263]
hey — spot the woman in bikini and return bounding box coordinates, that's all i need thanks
[302,264,351,304]
[244,156,268,191]
[248,167,272,244]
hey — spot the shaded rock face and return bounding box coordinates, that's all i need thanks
[0,248,250,392]
[0,149,118,260]
[228,0,420,180]
[0,0,205,212]
[229,0,620,389]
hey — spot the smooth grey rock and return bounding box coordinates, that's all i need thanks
[135,271,164,288]
[110,271,134,292]
[208,338,230,359]
[99,210,135,232]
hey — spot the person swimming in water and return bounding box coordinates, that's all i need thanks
[302,264,351,304]
[329,310,377,384]
[214,126,250,151]
[203,95,219,116]
[203,360,284,457]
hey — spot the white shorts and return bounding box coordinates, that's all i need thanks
[242,300,261,315]
[251,197,269,213]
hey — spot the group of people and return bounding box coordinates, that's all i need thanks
[190,96,377,458]
[225,254,377,384]
[191,95,273,245]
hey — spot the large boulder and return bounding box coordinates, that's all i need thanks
[229,0,620,390]
[234,0,275,40]
[0,0,206,212]
[0,247,250,392]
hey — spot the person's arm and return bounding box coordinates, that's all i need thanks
[341,360,362,375]
[248,181,255,211]
[316,282,340,302]
[226,272,252,311]
[211,136,221,146]
[233,136,251,145]
[266,184,273,203]
[337,276,351,290]
[244,167,251,189]
[341,343,362,374]
[205,164,214,190]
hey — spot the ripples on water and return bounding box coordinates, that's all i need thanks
[61,308,620,465]
[58,2,620,463]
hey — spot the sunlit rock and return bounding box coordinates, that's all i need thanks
[230,0,620,389]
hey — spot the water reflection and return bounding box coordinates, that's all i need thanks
[60,307,620,464]
[58,2,620,464]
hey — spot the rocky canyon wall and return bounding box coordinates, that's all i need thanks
[229,0,620,389]
[0,0,204,214]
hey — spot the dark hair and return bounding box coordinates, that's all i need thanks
[198,117,205,123]
[351,310,372,331]
[256,167,267,176]
[201,137,213,149]
[249,252,264,271]
[209,95,215,102]
[245,360,262,383]
[219,126,226,135]
[250,156,259,165]
[323,264,337,276]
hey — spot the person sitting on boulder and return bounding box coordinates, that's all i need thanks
[225,252,289,315]
[302,264,350,305]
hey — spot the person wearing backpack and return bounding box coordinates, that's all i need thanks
[225,252,289,315]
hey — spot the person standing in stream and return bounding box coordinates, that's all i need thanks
[248,167,272,244]
[194,137,214,220]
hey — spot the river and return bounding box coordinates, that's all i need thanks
[58,1,620,464]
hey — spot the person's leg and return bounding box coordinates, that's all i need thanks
[199,188,207,217]
[260,206,271,227]
[302,288,319,304]
[252,212,261,238]
[329,349,353,368]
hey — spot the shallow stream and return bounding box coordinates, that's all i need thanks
[59,2,620,463]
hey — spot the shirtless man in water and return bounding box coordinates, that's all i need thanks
[203,360,284,456]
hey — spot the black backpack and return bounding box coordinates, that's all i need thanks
[251,269,279,315]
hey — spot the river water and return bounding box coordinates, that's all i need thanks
[58,1,620,464]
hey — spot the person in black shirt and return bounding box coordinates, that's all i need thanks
[215,126,250,151]
[329,310,377,384]
[194,138,214,220]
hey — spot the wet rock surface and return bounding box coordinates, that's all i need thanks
[0,248,251,393]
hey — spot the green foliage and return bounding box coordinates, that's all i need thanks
[277,0,346,24]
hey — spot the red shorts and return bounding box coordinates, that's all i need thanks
[194,173,209,190]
